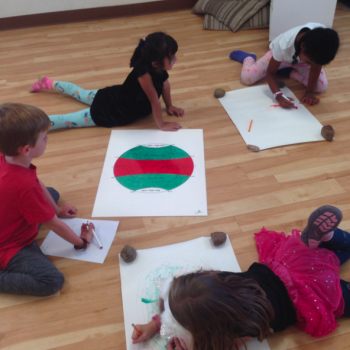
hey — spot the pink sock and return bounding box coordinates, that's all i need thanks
[321,231,334,242]
[308,239,320,249]
[308,231,334,248]
[30,76,55,91]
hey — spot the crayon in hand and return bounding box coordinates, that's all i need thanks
[132,324,142,336]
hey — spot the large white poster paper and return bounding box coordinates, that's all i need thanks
[219,85,325,150]
[92,130,207,217]
[41,218,119,264]
[119,237,271,350]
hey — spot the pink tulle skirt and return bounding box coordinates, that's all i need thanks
[255,227,344,338]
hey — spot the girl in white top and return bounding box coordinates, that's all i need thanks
[229,23,339,108]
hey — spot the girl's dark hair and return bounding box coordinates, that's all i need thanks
[294,27,339,65]
[168,271,274,350]
[130,32,178,70]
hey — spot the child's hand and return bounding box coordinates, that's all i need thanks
[132,321,159,344]
[80,222,94,244]
[160,122,182,131]
[166,337,187,350]
[57,203,77,218]
[276,94,295,109]
[167,106,185,117]
[301,92,319,106]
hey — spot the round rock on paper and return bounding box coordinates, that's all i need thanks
[120,244,137,262]
[210,232,227,246]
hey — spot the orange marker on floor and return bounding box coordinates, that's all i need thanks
[248,120,253,132]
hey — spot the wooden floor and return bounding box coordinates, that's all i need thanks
[1,3,350,350]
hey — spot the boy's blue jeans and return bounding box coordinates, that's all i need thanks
[319,228,350,317]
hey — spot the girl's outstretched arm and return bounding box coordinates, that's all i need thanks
[266,57,294,109]
[301,63,322,106]
[162,80,185,117]
[138,73,182,131]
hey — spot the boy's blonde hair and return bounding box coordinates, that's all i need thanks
[0,103,51,156]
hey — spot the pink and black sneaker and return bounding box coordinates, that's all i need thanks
[301,205,342,247]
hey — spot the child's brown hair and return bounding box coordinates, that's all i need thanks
[169,271,274,350]
[0,103,50,156]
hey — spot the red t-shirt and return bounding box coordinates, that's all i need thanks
[0,154,55,270]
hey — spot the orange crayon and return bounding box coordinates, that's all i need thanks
[132,324,142,336]
[248,120,253,132]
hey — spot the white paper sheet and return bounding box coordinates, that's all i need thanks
[219,85,325,150]
[92,130,207,217]
[119,237,271,350]
[40,218,119,264]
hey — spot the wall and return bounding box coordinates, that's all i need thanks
[0,0,163,18]
[269,0,337,41]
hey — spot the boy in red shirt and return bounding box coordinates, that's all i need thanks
[0,103,94,296]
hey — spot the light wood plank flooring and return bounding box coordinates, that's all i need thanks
[1,4,350,350]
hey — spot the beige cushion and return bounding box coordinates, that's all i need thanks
[192,0,212,14]
[203,4,270,31]
[193,0,270,32]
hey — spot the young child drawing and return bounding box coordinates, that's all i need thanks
[30,32,184,131]
[0,103,95,296]
[132,205,350,350]
[230,23,339,108]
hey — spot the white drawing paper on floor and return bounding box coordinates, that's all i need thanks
[119,237,271,350]
[92,130,207,217]
[219,85,325,150]
[40,218,119,264]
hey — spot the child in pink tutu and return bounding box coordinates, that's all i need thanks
[132,205,350,350]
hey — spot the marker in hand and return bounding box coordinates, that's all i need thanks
[87,221,103,249]
[281,93,298,109]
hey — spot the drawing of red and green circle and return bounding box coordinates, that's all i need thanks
[113,145,194,191]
